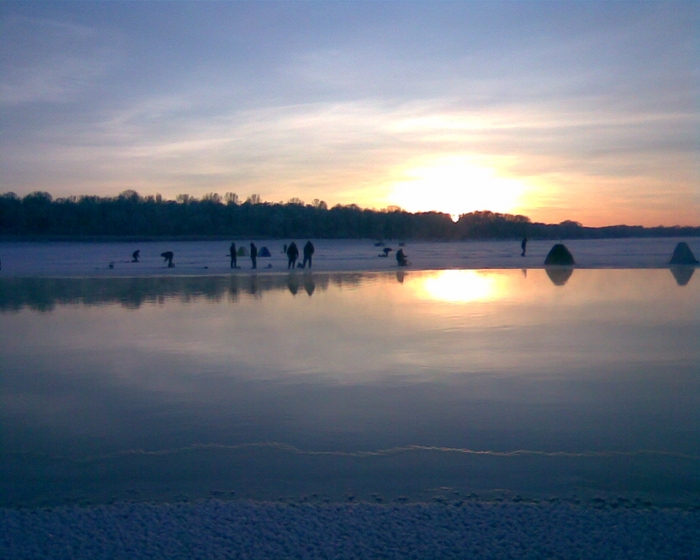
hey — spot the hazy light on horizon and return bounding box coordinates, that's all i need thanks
[0,1,697,227]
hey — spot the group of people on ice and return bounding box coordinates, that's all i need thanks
[227,240,315,270]
[282,241,314,269]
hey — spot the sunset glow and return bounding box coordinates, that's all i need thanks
[0,1,697,227]
[386,157,527,221]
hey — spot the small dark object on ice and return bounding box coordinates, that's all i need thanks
[379,247,393,257]
[132,250,140,262]
[544,244,575,265]
[670,266,694,286]
[669,242,698,265]
[546,267,574,286]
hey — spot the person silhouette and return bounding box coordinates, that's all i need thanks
[132,250,140,262]
[229,242,237,269]
[302,241,315,269]
[287,242,299,269]
[250,243,258,269]
[396,248,408,267]
[161,251,174,267]
[521,237,528,257]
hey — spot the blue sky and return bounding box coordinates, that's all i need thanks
[1,1,697,226]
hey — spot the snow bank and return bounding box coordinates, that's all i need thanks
[2,500,698,560]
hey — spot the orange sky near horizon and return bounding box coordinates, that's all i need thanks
[1,2,697,228]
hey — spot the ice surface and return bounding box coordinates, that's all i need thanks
[1,237,698,277]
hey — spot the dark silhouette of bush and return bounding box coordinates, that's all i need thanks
[669,242,699,265]
[544,244,575,265]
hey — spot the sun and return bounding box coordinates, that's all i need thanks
[386,156,526,221]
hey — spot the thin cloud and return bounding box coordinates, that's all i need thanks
[0,16,123,106]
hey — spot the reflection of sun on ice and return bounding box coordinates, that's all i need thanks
[387,157,526,221]
[415,270,507,304]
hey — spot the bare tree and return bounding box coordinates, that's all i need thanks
[202,192,222,204]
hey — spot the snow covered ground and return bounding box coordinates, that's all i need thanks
[0,237,698,277]
[2,499,699,559]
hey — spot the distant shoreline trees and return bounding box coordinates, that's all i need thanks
[1,190,698,240]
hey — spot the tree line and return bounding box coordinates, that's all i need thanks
[1,190,698,240]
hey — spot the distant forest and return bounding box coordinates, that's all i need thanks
[1,190,698,240]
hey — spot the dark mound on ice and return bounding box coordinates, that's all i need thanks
[669,242,698,265]
[544,244,575,266]
[258,246,272,257]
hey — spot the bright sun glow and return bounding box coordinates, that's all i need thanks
[413,270,509,304]
[387,157,526,220]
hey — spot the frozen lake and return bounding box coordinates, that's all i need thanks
[1,266,698,508]
[0,237,699,276]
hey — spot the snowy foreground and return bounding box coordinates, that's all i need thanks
[2,500,699,560]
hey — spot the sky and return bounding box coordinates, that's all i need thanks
[0,1,697,227]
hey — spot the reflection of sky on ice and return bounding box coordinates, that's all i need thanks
[1,269,699,504]
[3,269,697,383]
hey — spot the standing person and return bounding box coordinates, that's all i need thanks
[250,243,258,269]
[302,240,315,269]
[521,237,528,257]
[287,242,299,269]
[396,248,408,267]
[229,242,237,269]
[132,250,140,262]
